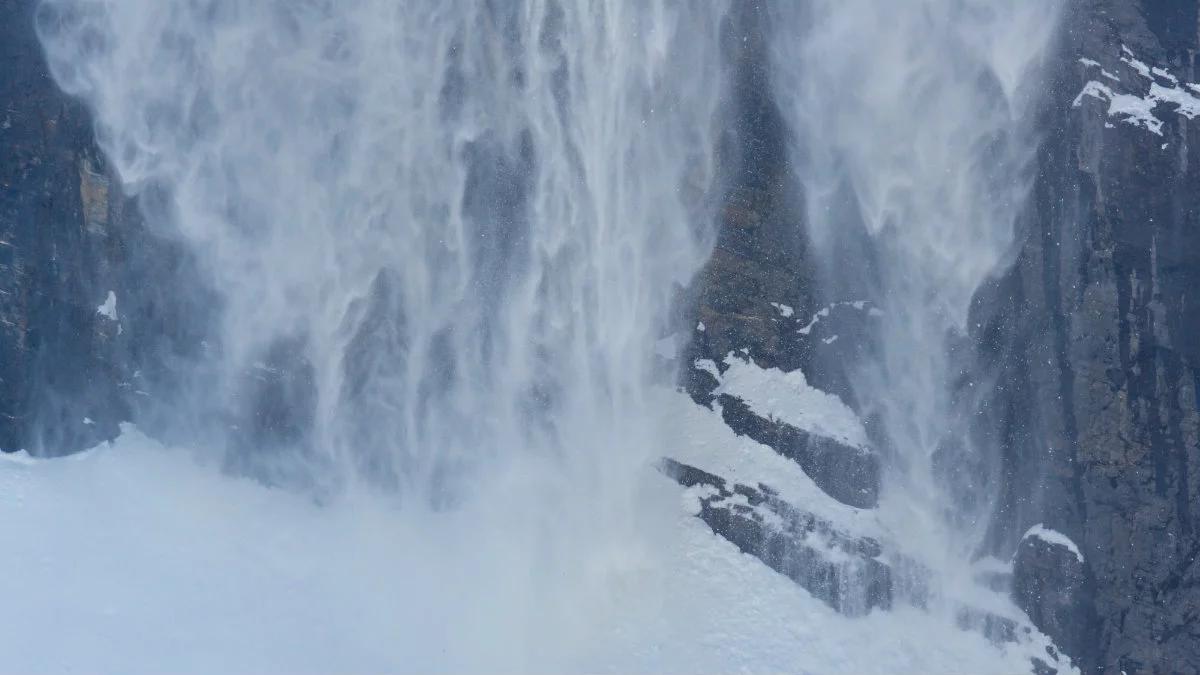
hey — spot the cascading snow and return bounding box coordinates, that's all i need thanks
[0,1,1076,672]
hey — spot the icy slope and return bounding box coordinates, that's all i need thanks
[0,415,1061,674]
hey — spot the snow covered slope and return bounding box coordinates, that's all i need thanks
[0,419,1065,674]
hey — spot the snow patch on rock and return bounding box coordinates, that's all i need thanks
[1022,524,1084,564]
[1074,47,1200,138]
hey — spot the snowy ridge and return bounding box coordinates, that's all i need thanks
[663,456,892,616]
[703,353,871,452]
[1022,524,1085,564]
[656,385,877,536]
[1074,46,1200,137]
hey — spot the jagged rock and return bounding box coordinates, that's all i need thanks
[1012,529,1092,669]
[978,1,1200,670]
[715,393,879,509]
[660,457,892,616]
[2,0,1198,669]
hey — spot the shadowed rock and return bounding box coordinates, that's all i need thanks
[660,457,891,616]
[715,393,879,509]
[1012,529,1093,669]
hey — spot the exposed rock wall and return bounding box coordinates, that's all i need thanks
[991,1,1200,671]
[0,0,208,455]
[0,0,126,452]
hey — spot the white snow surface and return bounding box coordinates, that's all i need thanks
[0,409,1068,675]
[1022,524,1085,564]
[1073,47,1200,137]
[96,291,117,320]
[770,302,795,318]
[709,352,872,451]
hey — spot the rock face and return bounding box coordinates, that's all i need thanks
[660,457,892,616]
[680,2,881,510]
[4,0,1200,671]
[0,0,208,455]
[983,1,1200,671]
[1013,528,1091,668]
[0,0,126,453]
[665,5,888,612]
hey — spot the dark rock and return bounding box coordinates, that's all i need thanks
[977,1,1200,670]
[682,2,881,515]
[715,392,879,509]
[688,2,814,380]
[1012,530,1092,669]
[660,457,892,616]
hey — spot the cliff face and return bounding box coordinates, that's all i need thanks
[994,1,1200,671]
[0,0,127,453]
[684,1,1200,673]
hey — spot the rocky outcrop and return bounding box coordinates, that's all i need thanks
[4,0,1198,670]
[681,1,1200,671]
[0,0,209,456]
[714,393,878,508]
[681,1,879,508]
[663,7,887,617]
[660,457,892,616]
[981,1,1200,671]
[1013,528,1091,668]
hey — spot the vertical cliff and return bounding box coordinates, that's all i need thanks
[994,1,1200,671]
[0,0,208,456]
[0,0,126,452]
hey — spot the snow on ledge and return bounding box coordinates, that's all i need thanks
[703,353,871,451]
[1021,524,1084,564]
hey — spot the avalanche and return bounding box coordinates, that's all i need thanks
[1,410,1059,675]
